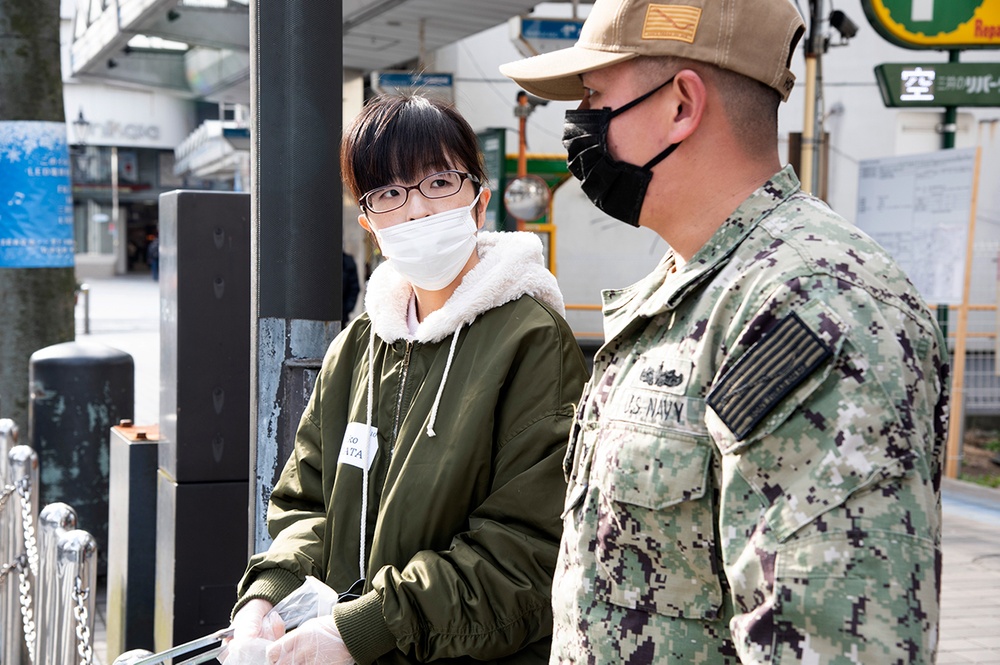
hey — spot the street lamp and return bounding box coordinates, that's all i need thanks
[72,109,92,144]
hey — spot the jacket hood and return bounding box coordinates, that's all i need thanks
[364,230,565,344]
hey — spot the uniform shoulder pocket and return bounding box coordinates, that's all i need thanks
[707,301,918,542]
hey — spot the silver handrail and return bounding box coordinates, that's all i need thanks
[58,529,99,665]
[0,419,17,664]
[0,426,100,665]
[38,503,78,663]
[1,445,38,665]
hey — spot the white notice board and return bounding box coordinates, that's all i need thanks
[855,148,978,305]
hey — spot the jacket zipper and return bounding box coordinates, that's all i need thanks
[389,341,413,458]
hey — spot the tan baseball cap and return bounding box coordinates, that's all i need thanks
[499,0,806,102]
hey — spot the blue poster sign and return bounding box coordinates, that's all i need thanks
[520,18,583,41]
[375,72,453,89]
[0,121,74,268]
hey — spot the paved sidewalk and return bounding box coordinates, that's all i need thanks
[939,479,1000,664]
[74,275,1000,665]
[75,273,160,425]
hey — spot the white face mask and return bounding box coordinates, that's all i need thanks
[372,192,482,291]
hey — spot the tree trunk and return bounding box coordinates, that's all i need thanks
[0,0,76,431]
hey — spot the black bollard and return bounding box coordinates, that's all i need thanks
[29,341,134,576]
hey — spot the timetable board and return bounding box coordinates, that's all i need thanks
[855,148,979,305]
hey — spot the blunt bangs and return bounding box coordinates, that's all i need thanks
[341,95,487,202]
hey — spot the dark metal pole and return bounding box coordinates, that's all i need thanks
[942,50,960,150]
[249,0,343,553]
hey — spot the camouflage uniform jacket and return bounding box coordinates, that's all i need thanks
[552,166,949,664]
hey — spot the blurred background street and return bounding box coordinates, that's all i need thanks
[0,0,995,661]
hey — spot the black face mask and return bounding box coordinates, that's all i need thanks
[563,76,681,227]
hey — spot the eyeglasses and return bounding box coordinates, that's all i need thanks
[359,170,480,214]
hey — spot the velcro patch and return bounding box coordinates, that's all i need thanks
[642,4,701,43]
[707,313,832,440]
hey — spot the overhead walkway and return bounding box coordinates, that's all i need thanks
[69,0,567,102]
[68,0,569,184]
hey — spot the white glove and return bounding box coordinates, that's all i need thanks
[265,615,355,665]
[218,577,338,664]
[218,598,282,664]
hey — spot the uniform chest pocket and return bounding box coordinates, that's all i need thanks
[591,425,723,620]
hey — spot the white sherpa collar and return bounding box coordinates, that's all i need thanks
[364,230,565,344]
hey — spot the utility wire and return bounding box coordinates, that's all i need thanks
[458,40,564,142]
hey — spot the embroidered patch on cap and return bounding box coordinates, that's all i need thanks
[707,312,832,440]
[642,4,701,43]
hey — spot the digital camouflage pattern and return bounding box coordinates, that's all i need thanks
[552,166,949,664]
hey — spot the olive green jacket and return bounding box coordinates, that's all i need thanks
[236,231,588,664]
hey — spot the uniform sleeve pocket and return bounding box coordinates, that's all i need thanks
[706,301,846,453]
[592,427,722,619]
[762,531,939,661]
[707,300,917,542]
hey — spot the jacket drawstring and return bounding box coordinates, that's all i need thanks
[360,322,459,580]
[427,325,462,438]
[360,325,375,582]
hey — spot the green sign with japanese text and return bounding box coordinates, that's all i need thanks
[875,62,1000,106]
[862,0,1000,49]
[477,128,507,231]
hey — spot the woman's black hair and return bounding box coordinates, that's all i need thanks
[341,94,487,203]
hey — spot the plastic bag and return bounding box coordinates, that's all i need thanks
[221,576,339,665]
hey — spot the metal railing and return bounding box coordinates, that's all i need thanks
[935,304,1000,417]
[0,419,98,665]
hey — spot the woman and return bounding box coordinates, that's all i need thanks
[225,94,588,664]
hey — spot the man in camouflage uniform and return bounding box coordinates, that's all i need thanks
[501,0,949,662]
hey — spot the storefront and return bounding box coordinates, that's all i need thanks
[64,84,195,278]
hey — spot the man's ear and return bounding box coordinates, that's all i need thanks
[475,188,492,230]
[666,69,707,143]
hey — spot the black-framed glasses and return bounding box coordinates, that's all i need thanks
[359,170,480,214]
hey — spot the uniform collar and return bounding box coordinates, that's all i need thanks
[602,166,802,339]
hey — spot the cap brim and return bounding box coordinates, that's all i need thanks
[499,46,638,101]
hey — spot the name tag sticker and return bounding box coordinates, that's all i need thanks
[338,422,379,472]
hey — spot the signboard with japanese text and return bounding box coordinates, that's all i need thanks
[0,122,74,268]
[371,71,454,102]
[875,62,1000,106]
[509,16,585,57]
[862,0,1000,49]
[477,128,507,232]
[855,148,978,305]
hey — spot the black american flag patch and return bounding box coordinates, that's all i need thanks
[707,312,832,440]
